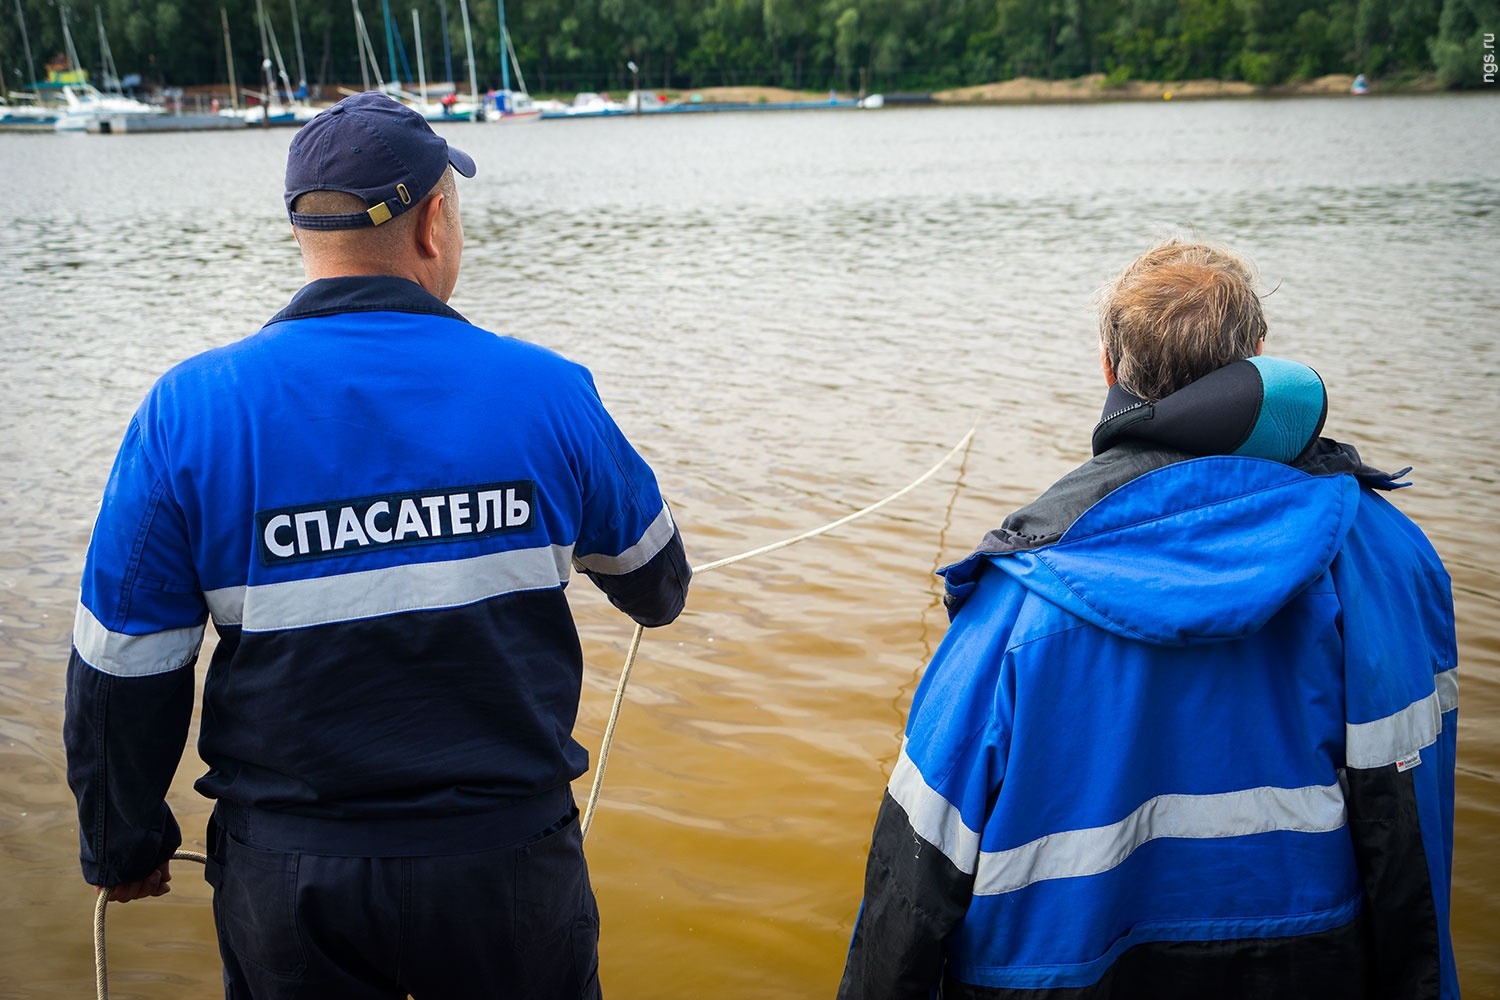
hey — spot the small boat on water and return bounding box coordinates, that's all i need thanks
[0,95,58,131]
[240,101,319,127]
[553,91,628,118]
[47,7,165,131]
[487,89,541,124]
[541,90,885,120]
[87,90,243,134]
[53,83,162,132]
[408,88,481,123]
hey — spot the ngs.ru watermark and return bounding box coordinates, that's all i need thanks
[1486,32,1495,83]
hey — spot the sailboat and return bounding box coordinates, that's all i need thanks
[1,0,59,129]
[394,4,477,121]
[486,0,539,123]
[52,7,161,131]
[242,0,317,125]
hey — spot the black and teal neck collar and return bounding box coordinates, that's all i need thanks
[1092,357,1328,464]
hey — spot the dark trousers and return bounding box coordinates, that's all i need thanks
[204,809,601,999]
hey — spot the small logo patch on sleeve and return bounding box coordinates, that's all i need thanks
[1395,750,1422,773]
[256,480,536,565]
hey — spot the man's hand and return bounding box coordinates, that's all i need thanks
[97,861,172,903]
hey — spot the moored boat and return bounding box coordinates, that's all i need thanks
[0,95,58,131]
[53,83,162,132]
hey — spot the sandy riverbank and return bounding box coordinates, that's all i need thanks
[689,73,1444,106]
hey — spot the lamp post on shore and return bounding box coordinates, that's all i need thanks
[627,60,639,115]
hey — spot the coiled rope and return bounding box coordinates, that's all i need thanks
[92,427,976,998]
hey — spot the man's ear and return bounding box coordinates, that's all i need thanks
[414,192,445,259]
[1100,342,1118,387]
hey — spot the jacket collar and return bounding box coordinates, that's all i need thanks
[958,359,1405,570]
[1092,357,1326,463]
[264,275,468,327]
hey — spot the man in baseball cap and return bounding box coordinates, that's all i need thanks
[279,91,477,303]
[285,89,476,230]
[65,90,690,998]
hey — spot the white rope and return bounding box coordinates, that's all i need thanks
[691,428,977,574]
[578,622,646,838]
[579,427,977,838]
[93,428,978,992]
[94,850,208,1000]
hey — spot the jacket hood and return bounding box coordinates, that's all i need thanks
[949,457,1362,646]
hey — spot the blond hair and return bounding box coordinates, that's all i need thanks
[1097,239,1268,402]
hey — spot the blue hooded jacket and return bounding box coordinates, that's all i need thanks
[840,358,1458,1000]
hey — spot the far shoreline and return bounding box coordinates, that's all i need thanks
[163,73,1485,116]
[687,72,1467,108]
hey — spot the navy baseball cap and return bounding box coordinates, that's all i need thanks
[285,91,476,230]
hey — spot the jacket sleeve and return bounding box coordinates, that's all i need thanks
[569,376,690,628]
[575,501,690,628]
[837,786,978,1000]
[839,563,1022,1000]
[64,415,204,887]
[1333,489,1459,1000]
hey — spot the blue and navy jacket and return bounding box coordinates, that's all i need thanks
[65,276,690,884]
[840,358,1459,1000]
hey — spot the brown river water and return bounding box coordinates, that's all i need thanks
[1,94,1497,997]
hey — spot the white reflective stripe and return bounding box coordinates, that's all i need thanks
[974,782,1346,897]
[573,502,676,576]
[209,544,574,633]
[1436,667,1458,715]
[888,741,983,875]
[1346,686,1444,770]
[71,603,204,677]
[205,585,246,626]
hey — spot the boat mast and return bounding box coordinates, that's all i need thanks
[95,7,120,93]
[13,0,38,90]
[412,9,427,107]
[352,0,368,91]
[497,0,509,94]
[59,6,85,86]
[265,14,297,103]
[253,0,279,115]
[457,0,479,116]
[505,22,527,95]
[351,2,385,91]
[438,0,454,89]
[288,0,308,97]
[380,0,398,89]
[220,6,239,109]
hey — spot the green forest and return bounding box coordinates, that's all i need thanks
[3,0,1496,100]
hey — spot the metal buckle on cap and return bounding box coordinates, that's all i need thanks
[366,183,413,226]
